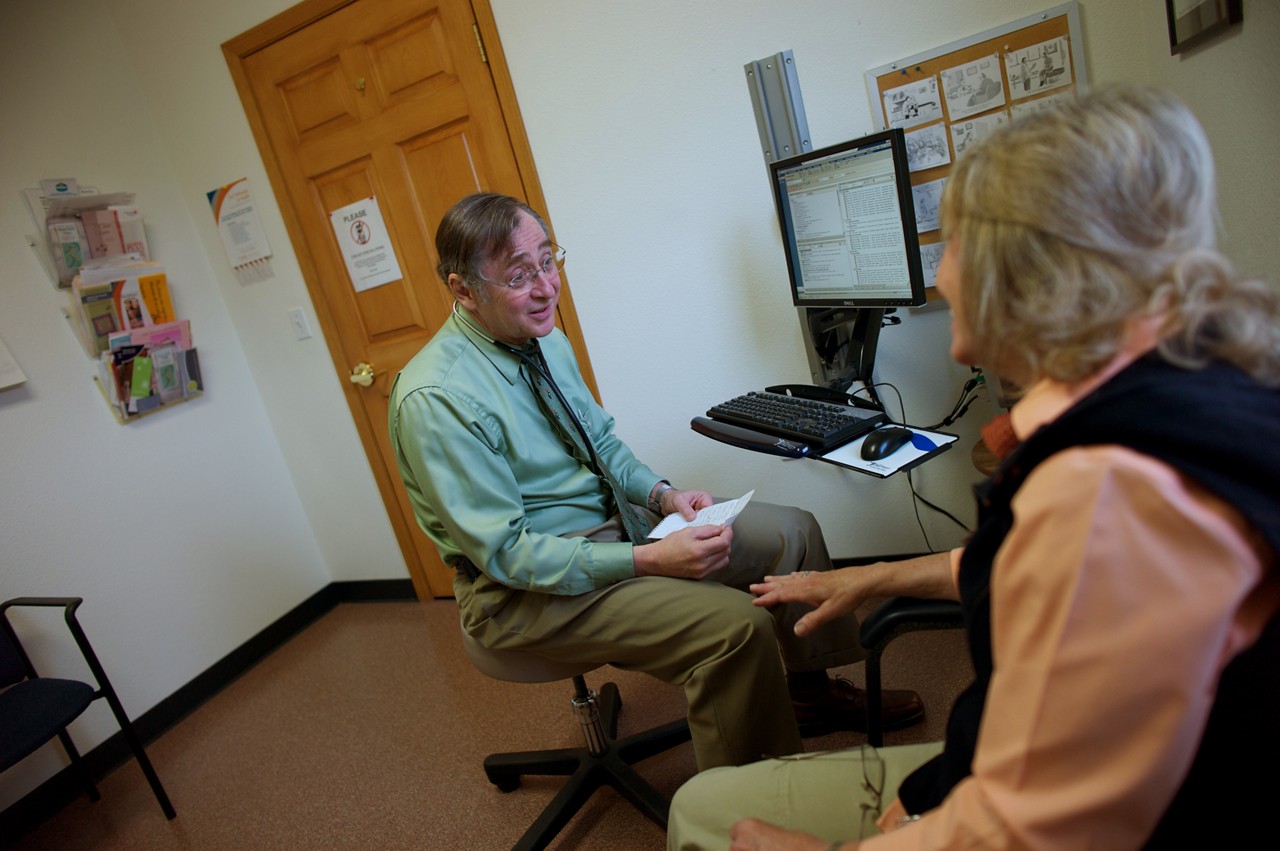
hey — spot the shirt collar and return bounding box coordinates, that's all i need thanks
[450,303,524,385]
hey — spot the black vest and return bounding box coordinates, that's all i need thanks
[897,354,1280,847]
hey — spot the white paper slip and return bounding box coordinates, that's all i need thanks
[647,490,755,539]
[0,336,26,391]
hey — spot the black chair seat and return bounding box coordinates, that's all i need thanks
[1,597,175,823]
[0,678,96,768]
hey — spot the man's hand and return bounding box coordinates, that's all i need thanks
[660,487,714,520]
[632,523,732,580]
[729,818,844,851]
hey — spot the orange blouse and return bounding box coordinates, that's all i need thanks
[869,361,1279,848]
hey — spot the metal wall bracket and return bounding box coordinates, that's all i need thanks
[743,51,811,165]
[744,50,883,396]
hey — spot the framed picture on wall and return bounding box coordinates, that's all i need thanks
[1166,0,1243,55]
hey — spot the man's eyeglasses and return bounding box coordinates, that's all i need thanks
[475,245,566,292]
[858,743,885,839]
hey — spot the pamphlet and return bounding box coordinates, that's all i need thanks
[647,490,754,539]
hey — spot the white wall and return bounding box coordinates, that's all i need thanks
[0,0,401,809]
[1,0,1275,811]
[485,0,1278,558]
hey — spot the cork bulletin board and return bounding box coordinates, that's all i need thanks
[864,1,1087,298]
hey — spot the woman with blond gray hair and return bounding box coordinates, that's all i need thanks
[667,83,1280,850]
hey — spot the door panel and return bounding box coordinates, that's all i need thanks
[226,0,596,598]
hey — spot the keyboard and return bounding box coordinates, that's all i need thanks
[706,390,886,452]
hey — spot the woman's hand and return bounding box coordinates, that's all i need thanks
[749,566,876,637]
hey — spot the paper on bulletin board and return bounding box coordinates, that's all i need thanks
[0,335,27,391]
[328,196,403,292]
[207,178,274,284]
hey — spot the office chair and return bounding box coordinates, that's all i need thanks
[0,597,176,820]
[460,630,691,851]
[858,596,964,747]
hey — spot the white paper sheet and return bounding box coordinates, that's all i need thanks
[0,335,27,391]
[647,490,754,539]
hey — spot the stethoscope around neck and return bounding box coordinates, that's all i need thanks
[454,302,606,479]
[500,339,607,480]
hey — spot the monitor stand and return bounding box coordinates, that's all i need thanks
[798,306,885,397]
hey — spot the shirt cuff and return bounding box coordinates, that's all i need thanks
[593,541,639,585]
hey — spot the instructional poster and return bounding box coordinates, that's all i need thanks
[207,178,274,283]
[328,196,404,292]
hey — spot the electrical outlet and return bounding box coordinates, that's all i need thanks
[289,307,312,340]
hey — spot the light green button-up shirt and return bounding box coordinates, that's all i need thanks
[389,307,662,594]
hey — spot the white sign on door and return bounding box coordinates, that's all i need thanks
[328,196,404,292]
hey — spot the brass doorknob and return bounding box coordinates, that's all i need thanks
[349,362,381,387]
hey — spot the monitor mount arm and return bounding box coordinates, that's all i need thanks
[802,306,886,400]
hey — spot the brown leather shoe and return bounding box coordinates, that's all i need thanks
[791,676,924,737]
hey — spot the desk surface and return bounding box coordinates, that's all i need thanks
[691,416,956,478]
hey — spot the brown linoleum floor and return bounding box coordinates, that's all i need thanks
[8,598,972,850]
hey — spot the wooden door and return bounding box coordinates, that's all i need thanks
[224,0,597,599]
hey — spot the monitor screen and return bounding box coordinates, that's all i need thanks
[769,128,926,309]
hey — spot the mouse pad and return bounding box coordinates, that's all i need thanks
[816,425,958,478]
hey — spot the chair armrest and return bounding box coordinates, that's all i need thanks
[1,596,84,616]
[859,597,963,650]
[1,597,103,688]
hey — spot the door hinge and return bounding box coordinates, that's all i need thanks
[472,23,488,64]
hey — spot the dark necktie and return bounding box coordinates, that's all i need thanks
[520,342,652,543]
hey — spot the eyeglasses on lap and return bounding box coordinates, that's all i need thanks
[768,743,885,839]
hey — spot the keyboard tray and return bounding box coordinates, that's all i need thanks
[706,390,886,453]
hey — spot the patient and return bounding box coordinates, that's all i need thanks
[667,83,1280,849]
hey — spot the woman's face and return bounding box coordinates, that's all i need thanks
[935,241,976,366]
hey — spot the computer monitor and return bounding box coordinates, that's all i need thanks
[769,128,926,309]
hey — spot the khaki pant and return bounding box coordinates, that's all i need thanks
[667,741,946,850]
[456,501,865,770]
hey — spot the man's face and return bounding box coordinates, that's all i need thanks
[451,211,561,346]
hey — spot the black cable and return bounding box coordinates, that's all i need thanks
[905,470,973,533]
[924,372,987,431]
[853,381,973,548]
[817,311,903,403]
[906,467,934,553]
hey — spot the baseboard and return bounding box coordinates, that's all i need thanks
[0,579,417,842]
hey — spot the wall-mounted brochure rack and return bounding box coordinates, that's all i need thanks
[29,179,207,424]
[67,258,204,423]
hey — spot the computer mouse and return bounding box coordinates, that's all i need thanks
[860,426,914,461]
